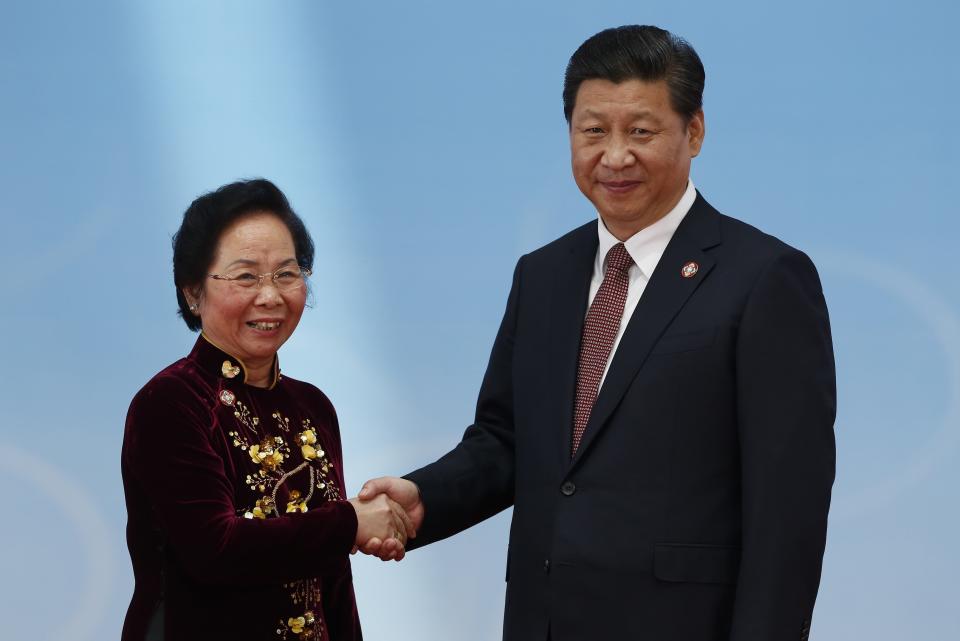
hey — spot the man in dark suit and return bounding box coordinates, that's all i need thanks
[359,24,835,641]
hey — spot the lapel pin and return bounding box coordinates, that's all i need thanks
[681,261,699,278]
[222,360,241,379]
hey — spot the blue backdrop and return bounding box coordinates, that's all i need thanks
[1,1,958,639]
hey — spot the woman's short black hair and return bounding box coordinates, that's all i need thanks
[172,178,314,331]
[562,25,705,124]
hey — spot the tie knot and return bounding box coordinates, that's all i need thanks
[605,243,633,275]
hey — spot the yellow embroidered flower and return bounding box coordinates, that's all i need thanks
[284,489,308,514]
[221,360,240,379]
[249,440,285,470]
[298,428,324,461]
[288,617,306,634]
[286,501,308,514]
[286,611,316,635]
[251,496,275,519]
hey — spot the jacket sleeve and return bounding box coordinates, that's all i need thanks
[729,248,837,641]
[405,256,524,548]
[122,377,358,586]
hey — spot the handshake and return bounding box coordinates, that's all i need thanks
[347,476,424,561]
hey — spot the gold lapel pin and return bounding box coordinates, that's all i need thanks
[222,360,241,379]
[681,261,699,278]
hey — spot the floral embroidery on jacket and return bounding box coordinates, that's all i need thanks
[224,397,341,639]
[276,578,325,640]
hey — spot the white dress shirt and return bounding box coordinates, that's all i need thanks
[589,180,697,389]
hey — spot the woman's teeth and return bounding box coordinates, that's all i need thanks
[248,321,280,330]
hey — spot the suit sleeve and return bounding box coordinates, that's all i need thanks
[729,248,836,641]
[405,256,524,548]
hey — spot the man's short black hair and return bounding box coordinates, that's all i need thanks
[563,25,705,124]
[171,178,314,331]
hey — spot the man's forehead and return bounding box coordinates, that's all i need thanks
[576,106,658,119]
[572,79,673,119]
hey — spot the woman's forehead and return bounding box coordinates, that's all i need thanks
[213,214,296,263]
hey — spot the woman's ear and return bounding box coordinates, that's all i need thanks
[183,287,203,315]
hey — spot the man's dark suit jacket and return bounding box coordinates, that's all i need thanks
[407,193,836,641]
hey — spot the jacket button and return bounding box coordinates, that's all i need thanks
[543,559,551,573]
[560,481,576,496]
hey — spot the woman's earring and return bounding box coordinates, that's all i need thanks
[189,303,199,313]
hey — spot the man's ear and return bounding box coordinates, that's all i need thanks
[687,109,705,158]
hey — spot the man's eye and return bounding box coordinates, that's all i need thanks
[584,127,604,134]
[632,128,651,136]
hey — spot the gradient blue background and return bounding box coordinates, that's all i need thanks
[2,1,958,639]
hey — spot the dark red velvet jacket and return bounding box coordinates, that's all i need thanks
[121,335,361,641]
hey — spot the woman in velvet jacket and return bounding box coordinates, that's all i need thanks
[121,179,413,641]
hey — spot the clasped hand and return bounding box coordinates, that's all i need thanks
[348,477,424,562]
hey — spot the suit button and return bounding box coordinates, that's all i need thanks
[543,559,551,573]
[560,481,576,496]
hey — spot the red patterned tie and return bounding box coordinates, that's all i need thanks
[572,242,634,456]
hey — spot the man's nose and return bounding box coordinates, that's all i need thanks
[601,136,637,170]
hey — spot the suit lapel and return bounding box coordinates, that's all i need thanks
[567,195,722,471]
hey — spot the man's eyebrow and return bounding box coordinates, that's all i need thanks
[576,108,607,120]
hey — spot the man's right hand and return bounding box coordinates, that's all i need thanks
[356,477,425,559]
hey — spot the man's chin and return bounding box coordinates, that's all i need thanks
[598,205,646,223]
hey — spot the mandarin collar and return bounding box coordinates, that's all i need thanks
[189,333,281,389]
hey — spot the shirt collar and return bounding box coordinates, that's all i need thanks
[189,333,281,389]
[596,180,697,278]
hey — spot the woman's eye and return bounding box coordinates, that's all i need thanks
[234,272,258,281]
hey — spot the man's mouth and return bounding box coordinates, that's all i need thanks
[600,180,642,194]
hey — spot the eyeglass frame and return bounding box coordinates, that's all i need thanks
[207,265,312,290]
